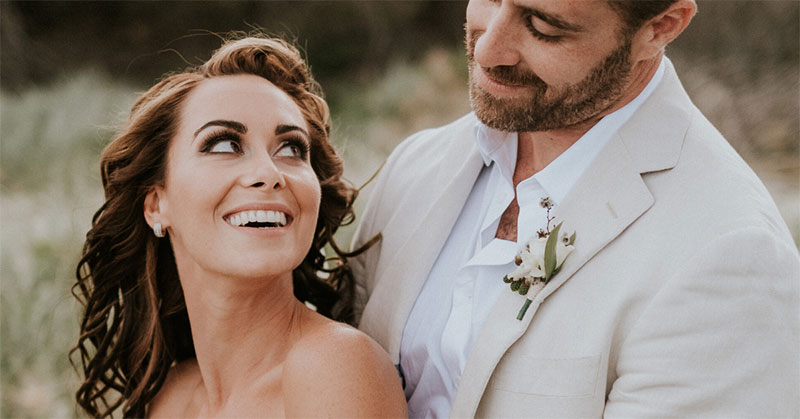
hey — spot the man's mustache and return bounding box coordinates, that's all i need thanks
[482,65,546,88]
[466,29,547,89]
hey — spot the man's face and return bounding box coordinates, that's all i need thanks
[466,0,635,132]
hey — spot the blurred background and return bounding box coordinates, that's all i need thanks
[1,1,797,417]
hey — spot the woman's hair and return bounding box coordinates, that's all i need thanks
[72,34,368,418]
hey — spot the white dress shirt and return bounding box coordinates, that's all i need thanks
[399,59,666,418]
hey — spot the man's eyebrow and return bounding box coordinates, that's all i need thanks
[275,124,309,137]
[193,120,248,138]
[526,8,585,32]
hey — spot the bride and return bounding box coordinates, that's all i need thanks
[72,35,406,418]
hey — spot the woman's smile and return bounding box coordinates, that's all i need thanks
[77,35,405,419]
[152,74,322,280]
[224,209,290,228]
[221,202,295,234]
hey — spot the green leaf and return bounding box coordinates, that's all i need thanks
[544,222,563,280]
[569,231,576,246]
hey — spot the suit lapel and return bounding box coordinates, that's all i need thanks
[450,134,654,418]
[451,59,692,418]
[360,120,485,363]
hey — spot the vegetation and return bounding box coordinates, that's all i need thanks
[1,1,797,417]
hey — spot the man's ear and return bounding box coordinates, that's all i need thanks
[633,0,697,61]
[143,186,169,230]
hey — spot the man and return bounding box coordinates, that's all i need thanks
[351,0,800,417]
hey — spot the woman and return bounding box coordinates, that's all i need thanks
[72,35,406,418]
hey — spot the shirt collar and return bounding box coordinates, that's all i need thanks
[473,57,666,206]
[474,123,517,182]
[475,123,514,167]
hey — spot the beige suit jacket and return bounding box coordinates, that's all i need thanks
[351,60,800,417]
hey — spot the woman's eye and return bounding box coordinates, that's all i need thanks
[208,139,240,154]
[199,131,243,154]
[276,144,300,157]
[275,139,309,160]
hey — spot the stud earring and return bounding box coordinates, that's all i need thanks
[153,222,165,238]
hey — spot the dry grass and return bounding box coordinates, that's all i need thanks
[1,45,797,417]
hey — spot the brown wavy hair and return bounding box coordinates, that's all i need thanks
[71,34,370,418]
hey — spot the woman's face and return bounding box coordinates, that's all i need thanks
[147,74,321,283]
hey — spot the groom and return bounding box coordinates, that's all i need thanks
[352,0,800,417]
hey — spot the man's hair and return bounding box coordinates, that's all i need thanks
[608,0,679,33]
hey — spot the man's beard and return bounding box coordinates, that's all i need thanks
[467,31,633,132]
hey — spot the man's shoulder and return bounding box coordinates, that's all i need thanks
[365,112,479,201]
[350,112,482,280]
[388,112,479,164]
[630,99,796,249]
[405,112,479,142]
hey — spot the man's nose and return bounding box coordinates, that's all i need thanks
[472,4,521,68]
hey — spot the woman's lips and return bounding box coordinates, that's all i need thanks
[224,209,290,228]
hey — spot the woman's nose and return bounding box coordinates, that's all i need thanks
[241,153,286,190]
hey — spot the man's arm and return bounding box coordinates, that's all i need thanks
[350,168,387,323]
[605,227,800,417]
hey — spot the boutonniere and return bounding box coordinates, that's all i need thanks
[503,197,576,320]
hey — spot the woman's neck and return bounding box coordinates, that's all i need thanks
[178,269,305,412]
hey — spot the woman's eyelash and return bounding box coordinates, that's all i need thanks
[199,131,242,153]
[197,131,309,159]
[283,136,311,160]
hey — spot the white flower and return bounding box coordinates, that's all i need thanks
[512,234,574,280]
[505,212,577,321]
[507,249,544,281]
[508,238,546,281]
[529,236,547,255]
[554,240,575,271]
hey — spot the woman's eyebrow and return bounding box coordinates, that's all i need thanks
[275,124,309,137]
[193,120,248,138]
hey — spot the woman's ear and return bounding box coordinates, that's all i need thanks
[632,0,697,60]
[144,186,168,230]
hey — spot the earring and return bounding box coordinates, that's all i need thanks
[153,222,165,238]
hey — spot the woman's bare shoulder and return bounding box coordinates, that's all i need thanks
[283,318,407,418]
[147,358,202,418]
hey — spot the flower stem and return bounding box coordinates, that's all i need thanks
[516,299,532,320]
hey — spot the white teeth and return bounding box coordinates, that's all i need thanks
[225,210,288,227]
